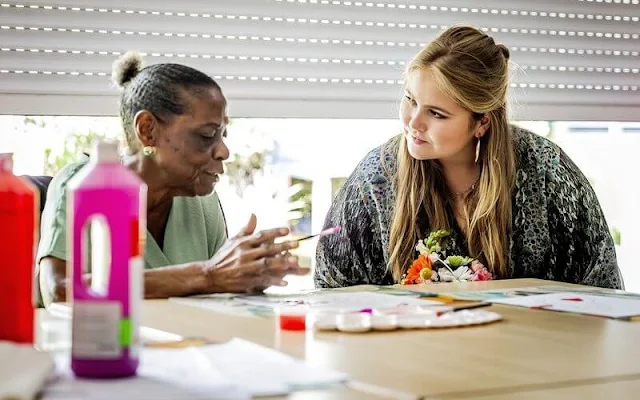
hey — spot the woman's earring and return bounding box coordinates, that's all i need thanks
[474,139,481,164]
[142,146,156,157]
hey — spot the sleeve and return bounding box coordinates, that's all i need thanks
[546,150,624,289]
[314,168,389,288]
[34,162,86,308]
[36,162,86,264]
[202,192,228,259]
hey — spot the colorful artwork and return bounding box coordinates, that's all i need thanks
[170,285,448,317]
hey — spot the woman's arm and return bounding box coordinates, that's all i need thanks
[39,219,307,307]
[39,256,206,306]
[315,150,390,288]
[546,149,624,289]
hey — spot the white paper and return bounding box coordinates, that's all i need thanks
[238,291,442,311]
[41,337,347,399]
[43,348,247,400]
[0,342,55,400]
[201,338,348,396]
[490,292,640,318]
[525,285,640,300]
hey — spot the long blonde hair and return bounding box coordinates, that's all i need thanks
[389,26,516,282]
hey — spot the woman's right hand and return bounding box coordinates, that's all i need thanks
[202,214,310,293]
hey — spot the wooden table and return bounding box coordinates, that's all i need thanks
[137,279,640,399]
[446,378,640,400]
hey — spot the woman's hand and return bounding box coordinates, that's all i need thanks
[203,214,310,293]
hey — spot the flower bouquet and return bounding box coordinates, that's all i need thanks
[401,230,492,285]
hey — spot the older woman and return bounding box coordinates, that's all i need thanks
[37,52,308,306]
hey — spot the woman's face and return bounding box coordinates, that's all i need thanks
[400,68,479,163]
[150,87,230,197]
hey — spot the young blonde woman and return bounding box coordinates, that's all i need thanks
[315,26,623,289]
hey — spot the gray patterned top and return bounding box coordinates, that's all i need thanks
[315,126,624,290]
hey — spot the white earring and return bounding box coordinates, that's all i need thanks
[474,139,481,163]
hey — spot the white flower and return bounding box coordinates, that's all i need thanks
[415,240,429,255]
[438,269,454,282]
[430,269,439,282]
[428,253,440,264]
[455,266,473,281]
[438,266,473,282]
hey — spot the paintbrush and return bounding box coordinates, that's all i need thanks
[297,225,342,242]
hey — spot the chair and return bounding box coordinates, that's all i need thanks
[21,175,53,215]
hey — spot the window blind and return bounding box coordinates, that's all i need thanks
[0,0,638,120]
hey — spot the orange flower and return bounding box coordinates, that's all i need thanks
[403,255,432,285]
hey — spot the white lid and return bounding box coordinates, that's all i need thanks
[90,140,120,163]
[0,153,13,172]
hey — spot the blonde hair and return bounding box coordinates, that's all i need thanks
[389,26,516,282]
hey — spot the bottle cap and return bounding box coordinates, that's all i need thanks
[0,153,14,172]
[91,141,120,163]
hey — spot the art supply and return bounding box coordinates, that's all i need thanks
[67,141,147,378]
[445,302,492,314]
[370,314,398,331]
[311,308,501,332]
[276,307,307,331]
[0,341,55,400]
[336,313,372,333]
[296,225,341,242]
[238,291,443,312]
[0,153,37,344]
[490,292,640,319]
[47,337,346,398]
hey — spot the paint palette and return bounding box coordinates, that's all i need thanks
[310,308,502,333]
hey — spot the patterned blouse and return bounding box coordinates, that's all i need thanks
[315,126,624,290]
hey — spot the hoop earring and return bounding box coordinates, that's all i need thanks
[142,146,156,157]
[474,139,481,164]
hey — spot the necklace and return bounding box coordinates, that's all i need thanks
[451,176,480,198]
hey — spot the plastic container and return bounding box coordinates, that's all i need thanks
[276,307,308,331]
[67,141,146,378]
[0,153,37,344]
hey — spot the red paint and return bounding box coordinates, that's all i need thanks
[562,297,583,302]
[0,154,37,344]
[278,313,306,331]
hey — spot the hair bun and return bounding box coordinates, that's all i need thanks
[112,51,144,89]
[497,44,510,61]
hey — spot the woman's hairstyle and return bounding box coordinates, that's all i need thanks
[111,51,221,152]
[388,26,516,282]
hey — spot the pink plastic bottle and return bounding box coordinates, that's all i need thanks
[67,141,146,378]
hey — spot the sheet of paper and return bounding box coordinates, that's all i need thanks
[41,337,347,399]
[201,338,348,396]
[43,348,247,400]
[523,285,640,300]
[490,292,640,318]
[444,286,640,302]
[171,286,446,317]
[237,291,442,311]
[442,290,519,301]
[0,342,55,400]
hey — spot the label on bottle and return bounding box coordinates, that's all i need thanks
[72,301,121,359]
[129,255,143,359]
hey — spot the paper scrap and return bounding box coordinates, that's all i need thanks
[490,292,640,319]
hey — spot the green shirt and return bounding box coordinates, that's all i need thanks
[36,160,228,302]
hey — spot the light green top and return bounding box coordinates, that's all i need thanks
[36,160,228,303]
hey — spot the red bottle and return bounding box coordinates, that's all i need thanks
[0,153,37,343]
